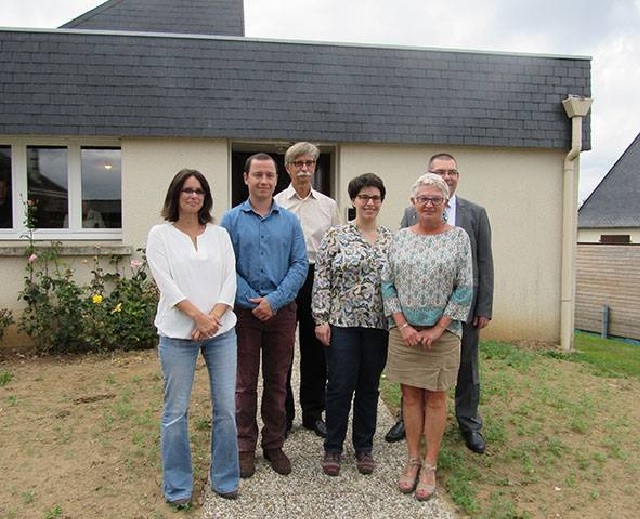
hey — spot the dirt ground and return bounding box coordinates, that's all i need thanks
[1,345,639,519]
[0,348,203,519]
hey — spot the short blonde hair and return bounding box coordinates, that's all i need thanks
[411,173,449,200]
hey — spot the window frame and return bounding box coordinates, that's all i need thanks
[0,137,122,241]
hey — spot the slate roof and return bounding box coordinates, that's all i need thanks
[0,28,590,149]
[60,0,244,37]
[578,132,640,228]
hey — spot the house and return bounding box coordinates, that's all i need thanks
[0,0,591,346]
[578,131,640,243]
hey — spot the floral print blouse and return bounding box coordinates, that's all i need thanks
[381,226,473,338]
[312,222,392,330]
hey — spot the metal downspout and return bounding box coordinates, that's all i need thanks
[561,96,593,351]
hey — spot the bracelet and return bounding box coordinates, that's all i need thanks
[399,322,409,331]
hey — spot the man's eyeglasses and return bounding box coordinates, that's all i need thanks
[289,160,316,169]
[181,187,206,196]
[428,169,458,177]
[414,196,445,206]
[356,194,382,203]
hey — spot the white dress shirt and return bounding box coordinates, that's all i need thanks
[446,194,457,226]
[274,184,341,264]
[146,222,237,339]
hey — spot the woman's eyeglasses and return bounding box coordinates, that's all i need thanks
[414,196,445,206]
[356,194,382,203]
[182,188,206,196]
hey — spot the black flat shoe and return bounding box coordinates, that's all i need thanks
[385,419,406,443]
[462,431,486,454]
[303,419,327,438]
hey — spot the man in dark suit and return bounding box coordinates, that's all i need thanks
[385,153,494,454]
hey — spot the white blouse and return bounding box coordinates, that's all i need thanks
[146,222,237,340]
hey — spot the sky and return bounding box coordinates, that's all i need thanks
[1,0,639,202]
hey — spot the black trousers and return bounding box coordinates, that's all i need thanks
[454,321,482,433]
[285,264,327,426]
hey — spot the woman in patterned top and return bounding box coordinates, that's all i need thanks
[312,173,392,477]
[382,173,472,501]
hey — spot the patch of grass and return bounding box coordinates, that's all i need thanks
[194,417,210,432]
[379,335,640,518]
[43,503,63,519]
[22,488,36,504]
[572,331,640,378]
[0,369,14,386]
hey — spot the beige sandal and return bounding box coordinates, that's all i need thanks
[398,457,421,493]
[415,461,437,501]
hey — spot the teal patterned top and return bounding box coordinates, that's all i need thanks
[381,226,473,338]
[312,223,393,329]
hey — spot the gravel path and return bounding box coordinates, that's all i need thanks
[200,356,459,519]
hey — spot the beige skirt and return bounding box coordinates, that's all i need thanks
[385,327,460,391]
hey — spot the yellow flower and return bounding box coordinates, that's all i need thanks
[92,294,103,304]
[112,303,122,314]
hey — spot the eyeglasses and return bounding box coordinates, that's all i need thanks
[414,196,445,206]
[356,194,382,203]
[289,160,316,169]
[181,187,206,196]
[428,169,458,177]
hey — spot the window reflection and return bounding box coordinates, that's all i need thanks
[0,146,12,228]
[81,148,121,228]
[27,147,68,228]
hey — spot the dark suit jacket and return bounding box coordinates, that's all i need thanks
[400,197,494,322]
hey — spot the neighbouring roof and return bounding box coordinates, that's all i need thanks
[60,0,244,37]
[579,132,640,228]
[0,6,591,149]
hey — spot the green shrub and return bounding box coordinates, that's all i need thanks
[17,198,158,354]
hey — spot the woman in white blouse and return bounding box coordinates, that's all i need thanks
[146,169,239,507]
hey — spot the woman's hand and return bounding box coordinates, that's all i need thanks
[315,324,331,346]
[191,312,220,341]
[417,325,445,349]
[400,324,422,348]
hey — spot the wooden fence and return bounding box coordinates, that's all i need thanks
[575,243,640,341]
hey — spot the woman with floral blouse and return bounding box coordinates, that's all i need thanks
[382,173,472,501]
[312,173,392,477]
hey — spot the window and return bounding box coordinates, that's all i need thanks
[27,146,68,228]
[80,148,121,229]
[0,141,121,238]
[0,146,11,228]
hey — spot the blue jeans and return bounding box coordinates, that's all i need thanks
[324,326,389,454]
[158,330,239,502]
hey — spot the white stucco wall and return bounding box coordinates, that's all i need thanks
[122,137,229,247]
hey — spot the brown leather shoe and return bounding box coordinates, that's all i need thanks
[322,450,341,476]
[263,448,291,475]
[355,450,375,475]
[239,451,255,478]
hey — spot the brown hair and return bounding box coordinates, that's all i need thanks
[161,169,213,224]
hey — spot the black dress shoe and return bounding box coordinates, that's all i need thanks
[385,419,406,443]
[462,431,486,454]
[303,419,327,438]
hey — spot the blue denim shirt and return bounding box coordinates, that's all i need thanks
[220,199,308,311]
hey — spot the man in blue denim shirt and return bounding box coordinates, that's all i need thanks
[221,153,308,478]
